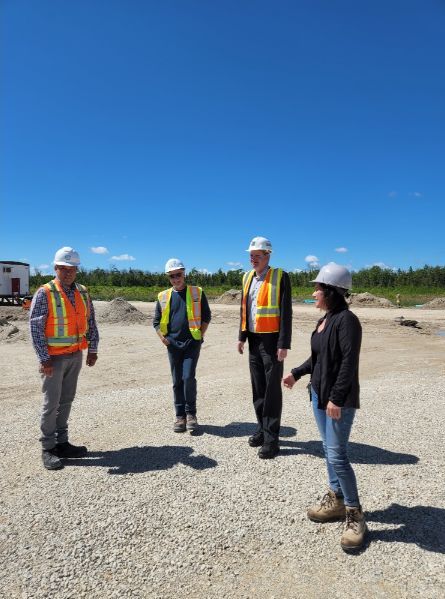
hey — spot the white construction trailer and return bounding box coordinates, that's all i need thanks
[0,261,30,305]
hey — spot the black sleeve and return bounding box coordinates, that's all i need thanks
[291,357,312,380]
[153,300,162,330]
[201,291,211,323]
[328,312,362,407]
[238,283,248,342]
[277,271,292,349]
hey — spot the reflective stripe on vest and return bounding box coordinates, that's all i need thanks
[158,286,202,340]
[241,268,282,333]
[44,279,90,354]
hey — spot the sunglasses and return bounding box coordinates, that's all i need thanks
[169,272,183,279]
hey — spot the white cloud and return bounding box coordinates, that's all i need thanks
[409,191,423,198]
[110,254,136,261]
[388,191,398,198]
[91,246,109,254]
[31,264,51,275]
[335,247,348,253]
[305,255,319,268]
[293,268,303,273]
[197,268,212,274]
[367,262,397,271]
[226,261,243,268]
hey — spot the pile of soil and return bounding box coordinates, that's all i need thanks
[216,289,242,304]
[0,306,29,321]
[421,297,445,309]
[99,298,149,324]
[349,292,394,308]
[0,318,28,343]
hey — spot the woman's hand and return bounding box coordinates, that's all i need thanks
[326,401,341,420]
[283,373,296,389]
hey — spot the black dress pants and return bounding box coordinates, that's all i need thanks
[247,332,283,445]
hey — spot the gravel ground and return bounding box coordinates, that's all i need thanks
[1,305,444,598]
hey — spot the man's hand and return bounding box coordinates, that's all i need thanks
[39,361,54,377]
[326,401,341,420]
[237,341,245,355]
[86,353,98,367]
[283,373,296,389]
[277,348,287,362]
[160,335,170,347]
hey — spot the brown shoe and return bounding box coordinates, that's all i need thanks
[307,489,346,523]
[341,506,368,553]
[186,414,198,433]
[174,417,186,433]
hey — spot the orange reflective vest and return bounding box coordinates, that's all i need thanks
[158,286,202,340]
[43,279,90,355]
[241,268,283,333]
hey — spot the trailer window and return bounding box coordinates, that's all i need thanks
[3,267,12,273]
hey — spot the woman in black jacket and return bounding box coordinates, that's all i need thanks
[283,263,367,553]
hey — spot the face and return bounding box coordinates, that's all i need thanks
[250,251,270,273]
[168,269,185,290]
[312,284,328,311]
[55,265,78,286]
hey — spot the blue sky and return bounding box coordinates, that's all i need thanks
[2,0,444,275]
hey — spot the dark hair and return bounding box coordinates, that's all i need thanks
[319,283,348,312]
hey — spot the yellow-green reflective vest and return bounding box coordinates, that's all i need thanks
[158,286,202,340]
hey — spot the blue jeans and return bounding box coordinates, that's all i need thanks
[311,388,359,507]
[167,342,201,417]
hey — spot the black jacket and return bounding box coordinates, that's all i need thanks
[238,269,292,349]
[291,307,361,409]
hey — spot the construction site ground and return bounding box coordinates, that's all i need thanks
[0,302,444,598]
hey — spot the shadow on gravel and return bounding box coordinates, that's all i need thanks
[279,440,418,465]
[366,504,445,554]
[194,421,297,438]
[63,446,218,475]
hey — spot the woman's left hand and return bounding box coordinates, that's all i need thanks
[326,401,341,420]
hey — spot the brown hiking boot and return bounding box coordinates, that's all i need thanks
[174,417,186,433]
[307,489,346,523]
[341,506,368,553]
[186,414,198,433]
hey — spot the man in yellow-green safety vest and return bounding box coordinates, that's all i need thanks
[153,258,211,433]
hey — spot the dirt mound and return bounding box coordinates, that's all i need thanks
[349,292,394,308]
[216,289,242,304]
[421,297,445,309]
[0,306,29,321]
[0,321,28,343]
[99,298,149,324]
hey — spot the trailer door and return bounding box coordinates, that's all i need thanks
[11,278,20,294]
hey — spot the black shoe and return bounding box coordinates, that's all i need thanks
[248,432,264,447]
[42,449,64,470]
[55,441,88,458]
[258,443,279,459]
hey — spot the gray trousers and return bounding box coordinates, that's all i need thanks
[40,351,83,449]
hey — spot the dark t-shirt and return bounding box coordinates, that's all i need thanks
[310,329,323,395]
[153,287,211,349]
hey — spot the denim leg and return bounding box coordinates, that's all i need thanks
[325,407,359,507]
[311,389,342,496]
[182,342,201,415]
[167,347,186,417]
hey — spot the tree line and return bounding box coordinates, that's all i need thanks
[30,264,445,289]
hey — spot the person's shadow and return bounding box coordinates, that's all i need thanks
[193,421,297,439]
[64,445,217,475]
[280,439,418,465]
[366,504,445,554]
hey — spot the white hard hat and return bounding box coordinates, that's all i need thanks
[311,262,352,290]
[246,236,273,253]
[54,247,81,267]
[165,258,185,273]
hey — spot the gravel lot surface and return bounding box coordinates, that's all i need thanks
[1,303,444,598]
